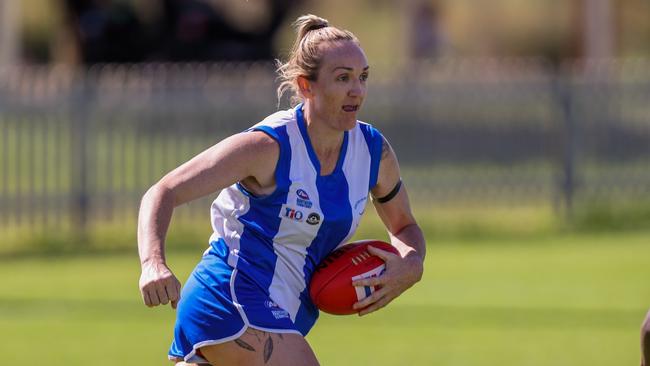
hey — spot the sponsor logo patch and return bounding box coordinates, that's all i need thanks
[296,189,313,208]
[264,300,290,319]
[283,206,304,221]
[354,196,368,215]
[271,310,290,319]
[297,198,312,208]
[296,189,310,200]
[306,212,321,225]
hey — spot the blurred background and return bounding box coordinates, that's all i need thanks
[1,0,650,365]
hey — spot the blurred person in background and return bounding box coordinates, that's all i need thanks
[153,0,300,61]
[408,0,446,61]
[61,0,302,63]
[137,14,425,365]
[62,0,150,63]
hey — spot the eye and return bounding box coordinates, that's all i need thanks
[337,74,350,82]
[360,72,369,82]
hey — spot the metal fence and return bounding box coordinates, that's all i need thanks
[1,59,650,241]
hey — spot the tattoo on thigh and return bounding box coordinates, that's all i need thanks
[263,336,274,363]
[234,339,256,352]
[235,328,281,363]
[246,328,263,343]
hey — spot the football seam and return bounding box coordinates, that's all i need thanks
[312,254,386,308]
[311,243,397,311]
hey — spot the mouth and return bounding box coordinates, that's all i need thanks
[342,105,359,113]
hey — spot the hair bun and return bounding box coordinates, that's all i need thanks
[276,14,358,107]
[293,14,329,41]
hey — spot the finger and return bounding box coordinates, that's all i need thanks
[352,276,384,288]
[147,290,160,307]
[358,296,390,316]
[367,245,397,261]
[162,287,171,306]
[172,280,182,309]
[353,287,388,310]
[149,288,162,306]
[142,290,152,307]
[166,281,180,304]
[156,284,170,305]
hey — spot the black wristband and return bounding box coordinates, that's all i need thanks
[376,179,402,204]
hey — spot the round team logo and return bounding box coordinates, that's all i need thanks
[306,212,320,225]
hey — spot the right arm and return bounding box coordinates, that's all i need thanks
[138,131,279,308]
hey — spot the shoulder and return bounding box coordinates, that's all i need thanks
[251,108,296,130]
[245,108,297,148]
[351,120,385,157]
[213,130,279,183]
[230,129,279,157]
[213,124,279,165]
[353,120,384,145]
[355,120,381,135]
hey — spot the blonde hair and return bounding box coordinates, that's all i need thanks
[276,14,360,106]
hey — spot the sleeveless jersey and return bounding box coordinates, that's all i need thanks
[208,104,384,335]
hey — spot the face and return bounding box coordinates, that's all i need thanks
[301,40,369,131]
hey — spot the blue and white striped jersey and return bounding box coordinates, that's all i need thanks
[208,104,384,335]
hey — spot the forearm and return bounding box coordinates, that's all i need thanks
[389,223,425,258]
[388,224,425,279]
[137,184,175,266]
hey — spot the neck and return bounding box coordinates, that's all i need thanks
[302,102,343,153]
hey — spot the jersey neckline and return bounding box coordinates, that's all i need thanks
[295,104,349,178]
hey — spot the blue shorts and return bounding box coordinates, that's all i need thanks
[168,243,303,363]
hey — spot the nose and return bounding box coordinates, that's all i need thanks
[348,80,364,98]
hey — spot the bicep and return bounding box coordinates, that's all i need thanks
[157,132,278,206]
[370,136,416,234]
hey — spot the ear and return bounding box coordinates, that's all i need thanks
[297,76,313,98]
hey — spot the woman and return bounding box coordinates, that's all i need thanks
[138,14,426,366]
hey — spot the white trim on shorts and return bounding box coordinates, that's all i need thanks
[171,268,304,363]
[171,325,247,363]
[229,268,251,325]
[230,269,303,336]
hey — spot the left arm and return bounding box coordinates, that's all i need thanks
[352,136,426,316]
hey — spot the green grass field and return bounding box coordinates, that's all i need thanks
[1,230,649,365]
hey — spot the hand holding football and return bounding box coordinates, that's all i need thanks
[309,240,399,315]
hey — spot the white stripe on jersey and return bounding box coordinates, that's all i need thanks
[340,124,373,246]
[268,119,322,321]
[210,188,250,268]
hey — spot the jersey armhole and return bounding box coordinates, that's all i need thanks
[239,125,291,200]
[360,124,383,190]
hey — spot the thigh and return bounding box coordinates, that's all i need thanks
[199,328,319,366]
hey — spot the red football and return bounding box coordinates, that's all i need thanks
[309,240,399,315]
